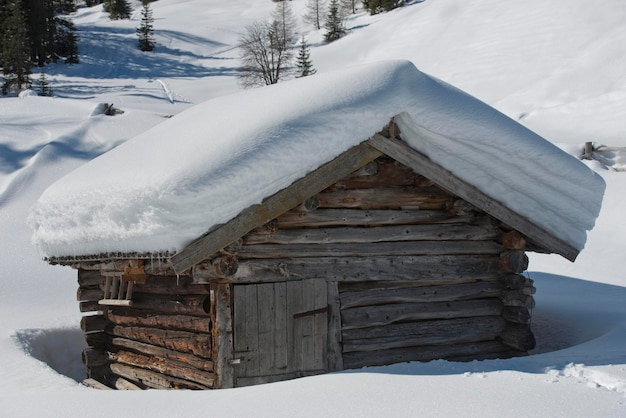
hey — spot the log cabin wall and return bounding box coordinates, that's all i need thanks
[76,155,536,389]
[77,270,216,389]
[225,156,536,376]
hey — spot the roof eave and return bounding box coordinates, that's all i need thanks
[366,134,579,262]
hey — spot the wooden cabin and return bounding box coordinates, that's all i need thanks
[46,118,583,391]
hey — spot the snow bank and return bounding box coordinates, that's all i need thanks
[29,60,604,257]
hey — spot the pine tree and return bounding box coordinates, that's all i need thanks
[37,66,52,96]
[324,0,345,42]
[1,0,32,94]
[136,2,155,51]
[105,0,130,20]
[24,0,57,65]
[54,17,79,64]
[296,36,316,78]
[365,0,400,15]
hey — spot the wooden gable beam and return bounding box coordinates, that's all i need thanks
[366,134,579,262]
[170,141,383,274]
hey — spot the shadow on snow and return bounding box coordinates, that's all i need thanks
[49,26,238,81]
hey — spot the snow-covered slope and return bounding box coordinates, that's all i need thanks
[1,0,625,416]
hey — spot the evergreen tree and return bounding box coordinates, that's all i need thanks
[136,1,155,51]
[324,0,345,42]
[364,0,400,15]
[1,0,32,94]
[37,66,52,96]
[296,36,316,78]
[104,0,130,20]
[0,0,79,71]
[25,0,56,66]
[53,0,75,15]
[54,16,79,63]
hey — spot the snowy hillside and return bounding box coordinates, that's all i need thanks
[1,0,626,416]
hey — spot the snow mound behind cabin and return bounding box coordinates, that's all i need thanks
[29,60,604,258]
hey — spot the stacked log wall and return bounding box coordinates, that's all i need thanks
[220,156,535,369]
[77,155,536,388]
[77,270,215,389]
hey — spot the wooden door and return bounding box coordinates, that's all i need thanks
[232,279,328,387]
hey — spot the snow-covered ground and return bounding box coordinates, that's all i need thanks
[1,0,625,416]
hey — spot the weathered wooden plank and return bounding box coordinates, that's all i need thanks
[341,299,503,330]
[195,255,503,284]
[276,209,474,229]
[77,287,104,302]
[500,250,529,274]
[109,362,209,390]
[109,337,214,372]
[340,281,503,309]
[287,280,305,374]
[243,223,498,245]
[233,284,259,381]
[82,378,113,390]
[82,348,108,367]
[78,269,102,287]
[99,299,132,307]
[500,230,526,250]
[318,187,453,210]
[85,331,107,347]
[170,142,383,274]
[342,316,506,352]
[367,133,579,261]
[326,281,343,372]
[501,291,535,309]
[338,276,503,293]
[257,283,277,376]
[132,276,210,295]
[273,282,288,372]
[501,306,532,324]
[212,283,234,389]
[108,325,212,358]
[81,314,107,333]
[343,341,510,369]
[126,293,210,316]
[110,376,142,390]
[314,279,328,372]
[237,240,503,259]
[500,324,536,351]
[79,300,102,313]
[109,350,215,388]
[331,157,430,190]
[104,308,211,333]
[501,274,528,290]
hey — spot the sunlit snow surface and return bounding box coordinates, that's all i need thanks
[1,0,626,416]
[29,61,603,257]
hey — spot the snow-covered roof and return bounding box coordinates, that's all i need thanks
[29,60,604,260]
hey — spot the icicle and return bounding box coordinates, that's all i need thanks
[176,274,180,286]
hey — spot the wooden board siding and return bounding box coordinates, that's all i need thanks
[232,279,328,387]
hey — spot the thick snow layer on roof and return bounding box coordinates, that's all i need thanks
[29,60,604,257]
